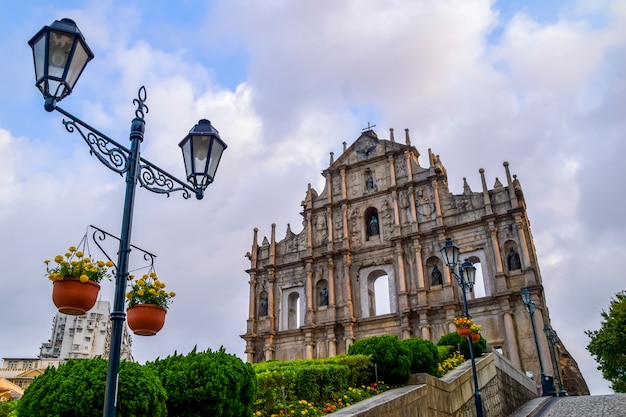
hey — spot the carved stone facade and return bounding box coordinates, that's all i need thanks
[241,129,588,394]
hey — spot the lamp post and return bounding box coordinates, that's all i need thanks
[29,19,227,417]
[440,238,484,417]
[544,325,567,397]
[520,288,554,396]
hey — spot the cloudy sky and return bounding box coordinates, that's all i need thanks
[1,0,624,396]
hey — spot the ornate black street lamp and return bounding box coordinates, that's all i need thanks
[544,325,568,397]
[520,288,555,396]
[29,19,227,417]
[440,238,484,417]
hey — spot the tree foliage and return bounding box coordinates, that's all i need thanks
[17,357,166,417]
[348,335,411,385]
[586,291,626,392]
[146,346,257,417]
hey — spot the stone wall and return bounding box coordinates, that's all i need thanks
[331,352,537,417]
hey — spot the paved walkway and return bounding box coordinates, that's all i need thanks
[510,394,626,417]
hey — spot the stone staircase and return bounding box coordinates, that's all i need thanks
[331,351,538,417]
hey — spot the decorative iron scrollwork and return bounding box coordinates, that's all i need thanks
[53,86,200,199]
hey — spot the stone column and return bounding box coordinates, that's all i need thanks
[247,275,257,334]
[328,327,337,357]
[515,217,532,269]
[479,168,493,215]
[504,312,521,368]
[395,242,408,312]
[534,310,555,376]
[504,161,518,209]
[326,207,334,251]
[421,326,431,341]
[388,154,397,186]
[432,179,444,228]
[327,257,336,321]
[340,168,347,200]
[408,185,418,230]
[305,332,314,360]
[490,225,503,274]
[305,261,314,326]
[268,268,276,334]
[343,255,354,319]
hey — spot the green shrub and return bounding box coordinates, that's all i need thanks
[295,364,350,404]
[401,338,440,375]
[437,345,457,362]
[437,332,487,359]
[17,357,166,417]
[0,400,18,417]
[147,346,256,417]
[253,360,352,415]
[348,335,411,385]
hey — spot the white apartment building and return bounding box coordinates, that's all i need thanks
[39,300,133,361]
[0,300,133,393]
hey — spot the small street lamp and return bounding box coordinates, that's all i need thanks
[544,325,568,397]
[440,238,484,417]
[520,288,554,396]
[29,19,227,417]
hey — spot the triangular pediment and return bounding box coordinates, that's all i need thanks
[15,368,44,378]
[328,130,411,171]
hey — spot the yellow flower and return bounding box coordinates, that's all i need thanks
[128,274,134,280]
[169,292,176,297]
[68,246,77,252]
[97,260,105,267]
[137,279,145,286]
[149,272,157,278]
[137,289,144,296]
[65,252,71,258]
[126,292,132,298]
[54,255,64,263]
[79,275,89,283]
[105,260,114,267]
[44,259,50,265]
[76,251,84,258]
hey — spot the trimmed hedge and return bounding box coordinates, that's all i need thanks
[252,355,371,415]
[17,358,166,417]
[401,338,440,375]
[146,346,256,417]
[348,335,411,385]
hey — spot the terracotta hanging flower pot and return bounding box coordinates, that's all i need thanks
[52,277,101,316]
[127,304,167,336]
[457,326,471,337]
[471,332,481,343]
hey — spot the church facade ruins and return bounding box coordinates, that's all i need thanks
[241,128,588,395]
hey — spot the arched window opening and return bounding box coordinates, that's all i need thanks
[288,292,300,329]
[364,207,379,240]
[467,256,486,298]
[374,276,390,315]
